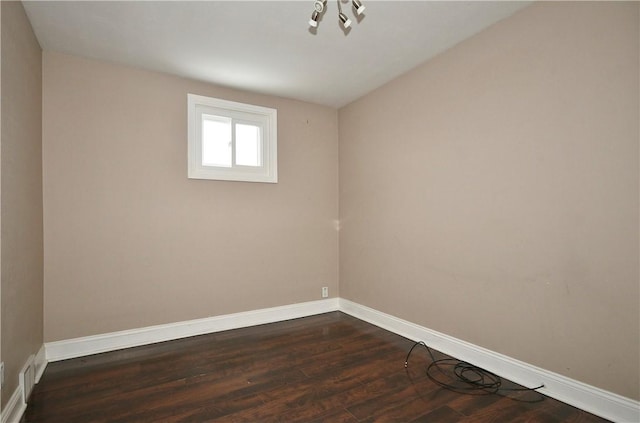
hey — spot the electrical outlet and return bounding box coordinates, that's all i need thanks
[322,287,329,298]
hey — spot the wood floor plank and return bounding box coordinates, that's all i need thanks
[23,312,611,423]
[411,405,466,423]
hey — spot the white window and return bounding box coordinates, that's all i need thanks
[188,94,277,183]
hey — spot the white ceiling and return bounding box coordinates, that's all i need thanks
[23,1,531,108]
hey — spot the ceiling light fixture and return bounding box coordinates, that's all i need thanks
[309,0,365,31]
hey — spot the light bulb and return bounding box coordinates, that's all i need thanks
[338,12,351,28]
[309,10,320,27]
[352,0,365,15]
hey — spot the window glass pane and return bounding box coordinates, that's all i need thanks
[235,123,262,167]
[202,115,231,167]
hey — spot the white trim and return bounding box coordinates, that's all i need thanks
[1,389,21,423]
[34,345,47,384]
[338,298,640,423]
[18,355,35,405]
[39,297,639,422]
[46,298,338,362]
[1,385,25,423]
[0,346,47,423]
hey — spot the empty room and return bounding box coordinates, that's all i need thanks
[1,1,638,422]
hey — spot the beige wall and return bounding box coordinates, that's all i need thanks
[0,1,43,409]
[36,0,639,405]
[43,52,339,342]
[339,1,639,400]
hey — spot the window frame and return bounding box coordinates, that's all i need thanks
[188,94,277,183]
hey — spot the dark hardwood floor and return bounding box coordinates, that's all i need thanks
[23,312,610,422]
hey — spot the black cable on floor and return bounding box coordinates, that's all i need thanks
[404,340,545,403]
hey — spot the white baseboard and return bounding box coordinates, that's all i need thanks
[46,298,339,362]
[40,297,638,422]
[1,385,25,423]
[34,344,47,384]
[0,344,47,423]
[338,298,640,423]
